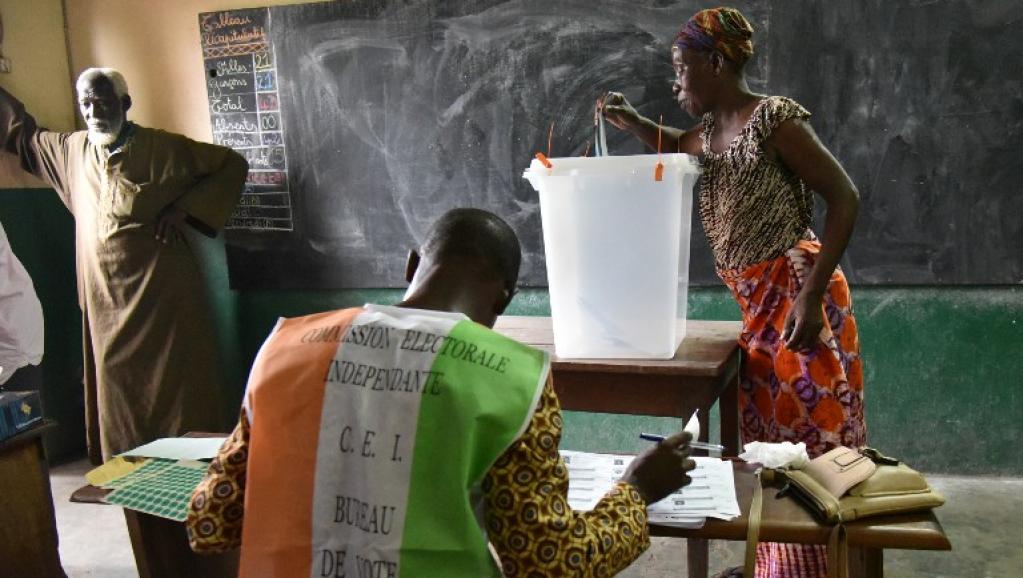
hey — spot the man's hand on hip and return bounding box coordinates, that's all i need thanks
[155,205,188,244]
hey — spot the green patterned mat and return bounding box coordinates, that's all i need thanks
[104,458,209,521]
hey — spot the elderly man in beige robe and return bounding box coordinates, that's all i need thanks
[0,68,247,462]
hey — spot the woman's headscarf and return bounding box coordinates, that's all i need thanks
[673,7,754,66]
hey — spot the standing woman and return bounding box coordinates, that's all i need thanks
[602,7,866,577]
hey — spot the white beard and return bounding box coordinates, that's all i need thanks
[86,117,124,147]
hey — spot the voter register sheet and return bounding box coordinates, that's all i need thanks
[560,451,741,529]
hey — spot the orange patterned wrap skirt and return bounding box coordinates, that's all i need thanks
[719,239,867,578]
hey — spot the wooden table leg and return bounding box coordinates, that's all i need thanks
[719,358,740,457]
[123,509,239,578]
[697,408,711,444]
[848,546,883,577]
[123,510,157,578]
[687,538,709,578]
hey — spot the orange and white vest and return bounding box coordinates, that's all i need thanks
[239,304,549,578]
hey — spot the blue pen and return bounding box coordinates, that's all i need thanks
[639,433,725,453]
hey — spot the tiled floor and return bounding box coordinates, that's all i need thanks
[49,458,1022,577]
[50,459,135,578]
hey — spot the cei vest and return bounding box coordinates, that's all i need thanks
[239,304,549,578]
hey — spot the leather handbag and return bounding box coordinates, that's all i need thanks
[801,446,877,500]
[743,447,945,578]
[782,447,945,525]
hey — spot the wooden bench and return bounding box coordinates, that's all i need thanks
[652,461,952,578]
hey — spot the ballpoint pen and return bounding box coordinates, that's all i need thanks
[639,433,725,453]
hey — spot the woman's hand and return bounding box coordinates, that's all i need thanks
[596,92,696,154]
[782,288,825,353]
[597,91,642,132]
[772,118,860,342]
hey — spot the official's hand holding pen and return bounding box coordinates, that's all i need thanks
[621,430,696,505]
[640,433,725,454]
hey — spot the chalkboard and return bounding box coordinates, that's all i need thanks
[199,0,1023,288]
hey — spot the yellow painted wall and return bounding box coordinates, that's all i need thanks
[0,0,75,187]
[0,0,327,187]
[65,0,328,142]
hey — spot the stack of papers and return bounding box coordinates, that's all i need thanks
[561,450,740,528]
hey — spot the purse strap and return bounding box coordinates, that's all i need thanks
[744,468,850,578]
[859,447,900,466]
[827,523,849,578]
[743,468,765,576]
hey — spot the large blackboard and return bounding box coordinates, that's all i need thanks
[200,0,1023,288]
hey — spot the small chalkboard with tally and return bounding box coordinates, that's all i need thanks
[200,8,293,234]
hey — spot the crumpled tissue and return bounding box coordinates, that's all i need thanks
[739,441,810,469]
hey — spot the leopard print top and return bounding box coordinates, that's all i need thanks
[698,96,815,272]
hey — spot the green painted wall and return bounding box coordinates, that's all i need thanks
[0,190,82,460]
[4,189,1021,474]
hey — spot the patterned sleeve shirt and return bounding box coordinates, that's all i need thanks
[187,376,651,577]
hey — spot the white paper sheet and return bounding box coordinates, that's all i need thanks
[118,437,228,461]
[562,450,740,528]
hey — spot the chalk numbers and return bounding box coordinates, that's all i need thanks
[253,50,273,70]
[259,113,279,131]
[269,146,286,166]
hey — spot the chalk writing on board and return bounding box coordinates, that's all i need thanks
[203,0,1023,288]
[200,11,268,52]
[246,170,286,186]
[200,8,294,233]
[255,70,277,91]
[214,132,260,148]
[260,132,284,146]
[211,113,258,133]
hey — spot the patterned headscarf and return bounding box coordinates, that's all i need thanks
[673,7,754,65]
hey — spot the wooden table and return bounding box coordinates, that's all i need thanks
[493,317,744,453]
[494,316,744,577]
[0,420,66,578]
[70,433,239,578]
[651,461,952,578]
